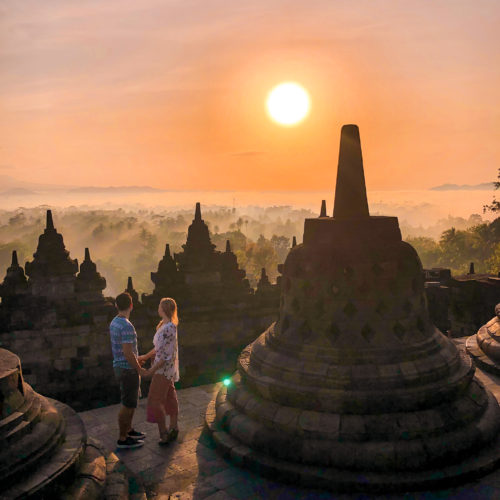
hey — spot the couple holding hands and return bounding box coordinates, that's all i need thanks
[110,293,179,448]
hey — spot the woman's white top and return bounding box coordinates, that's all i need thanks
[153,321,179,382]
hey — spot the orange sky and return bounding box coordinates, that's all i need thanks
[0,0,499,191]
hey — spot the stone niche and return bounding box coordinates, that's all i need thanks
[206,124,500,492]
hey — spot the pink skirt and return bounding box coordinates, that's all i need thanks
[146,373,179,423]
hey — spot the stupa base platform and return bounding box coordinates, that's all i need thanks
[1,397,86,498]
[466,335,500,376]
[205,389,500,494]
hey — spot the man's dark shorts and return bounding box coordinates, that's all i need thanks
[114,367,140,408]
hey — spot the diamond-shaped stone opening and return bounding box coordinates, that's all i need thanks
[300,321,313,340]
[372,263,383,276]
[361,324,376,343]
[416,316,426,333]
[357,281,371,295]
[376,300,387,315]
[343,266,354,279]
[315,300,325,317]
[343,301,358,317]
[393,321,406,340]
[329,322,341,341]
[281,315,290,332]
[403,299,412,315]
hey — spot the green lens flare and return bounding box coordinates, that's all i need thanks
[223,378,231,387]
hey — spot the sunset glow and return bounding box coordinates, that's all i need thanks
[0,2,498,191]
[266,82,310,126]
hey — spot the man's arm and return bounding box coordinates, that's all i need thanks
[138,348,156,364]
[122,343,142,372]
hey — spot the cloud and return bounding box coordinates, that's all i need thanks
[0,164,13,170]
[229,151,266,157]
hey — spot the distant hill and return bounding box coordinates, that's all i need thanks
[69,186,165,194]
[430,182,494,191]
[0,188,38,196]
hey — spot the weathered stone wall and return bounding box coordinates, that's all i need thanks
[0,305,279,410]
[135,305,278,387]
[0,323,117,411]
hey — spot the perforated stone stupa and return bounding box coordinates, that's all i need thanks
[467,304,500,375]
[206,125,500,492]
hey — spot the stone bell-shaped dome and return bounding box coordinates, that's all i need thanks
[207,125,500,492]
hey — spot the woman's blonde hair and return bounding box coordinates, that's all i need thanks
[156,297,179,330]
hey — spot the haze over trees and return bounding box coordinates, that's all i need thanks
[1,204,499,297]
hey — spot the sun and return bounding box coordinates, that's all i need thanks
[266,82,310,126]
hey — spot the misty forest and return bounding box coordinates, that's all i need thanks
[1,202,499,298]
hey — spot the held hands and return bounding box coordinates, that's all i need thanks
[139,359,166,379]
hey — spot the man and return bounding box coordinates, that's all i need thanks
[110,292,159,449]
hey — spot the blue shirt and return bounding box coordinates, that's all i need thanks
[109,316,138,369]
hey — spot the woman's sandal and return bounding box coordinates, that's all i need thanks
[167,428,179,443]
[158,431,170,446]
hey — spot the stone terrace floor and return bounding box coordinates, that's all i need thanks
[79,340,500,500]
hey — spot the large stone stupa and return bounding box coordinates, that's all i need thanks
[206,125,500,492]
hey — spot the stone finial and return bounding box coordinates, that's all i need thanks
[127,276,134,291]
[469,262,475,275]
[257,267,272,292]
[226,240,231,253]
[195,202,202,221]
[165,244,171,257]
[292,236,297,248]
[333,124,370,219]
[320,200,327,217]
[11,250,19,267]
[46,210,54,230]
[84,248,91,262]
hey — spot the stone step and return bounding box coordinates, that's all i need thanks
[0,395,65,487]
[205,396,500,493]
[0,385,39,439]
[1,399,87,498]
[1,392,42,445]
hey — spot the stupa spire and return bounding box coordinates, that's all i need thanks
[11,250,19,267]
[226,240,231,253]
[195,202,202,221]
[292,236,297,248]
[84,248,91,262]
[320,200,327,217]
[165,244,171,257]
[46,210,54,230]
[333,124,369,218]
[127,276,134,290]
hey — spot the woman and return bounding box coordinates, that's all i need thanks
[139,297,180,445]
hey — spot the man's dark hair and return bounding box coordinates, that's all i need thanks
[115,292,133,311]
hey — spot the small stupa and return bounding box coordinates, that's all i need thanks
[151,244,179,295]
[24,210,78,299]
[206,125,500,491]
[466,303,500,375]
[0,251,28,302]
[75,248,106,302]
[175,203,220,285]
